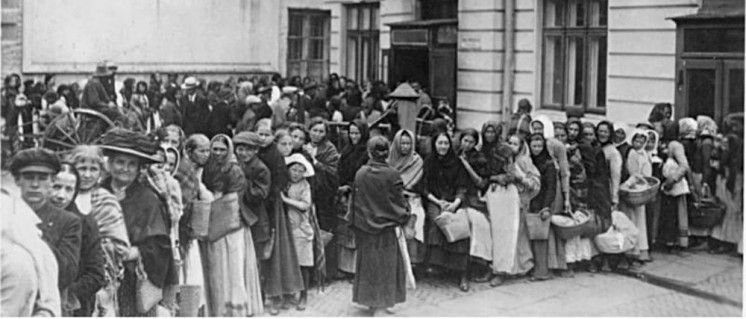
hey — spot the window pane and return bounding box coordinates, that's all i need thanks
[307,62,325,83]
[311,15,325,37]
[361,7,370,30]
[728,68,744,114]
[347,36,358,79]
[566,36,585,106]
[589,0,608,27]
[289,39,303,60]
[568,0,585,27]
[371,6,380,30]
[588,35,607,108]
[288,61,301,78]
[362,37,370,82]
[544,0,565,27]
[310,39,325,59]
[289,14,303,36]
[686,69,717,118]
[348,7,358,30]
[543,36,564,106]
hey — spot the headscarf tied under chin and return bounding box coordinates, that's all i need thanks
[481,120,503,155]
[530,115,555,139]
[388,129,424,188]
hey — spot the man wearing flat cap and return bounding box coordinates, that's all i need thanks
[180,77,211,137]
[10,148,83,294]
[233,131,272,257]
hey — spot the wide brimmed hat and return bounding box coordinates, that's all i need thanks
[99,128,163,163]
[181,77,199,90]
[93,63,112,77]
[285,153,315,177]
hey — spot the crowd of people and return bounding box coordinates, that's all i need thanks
[1,67,743,317]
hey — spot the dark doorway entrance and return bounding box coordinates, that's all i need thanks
[390,48,429,89]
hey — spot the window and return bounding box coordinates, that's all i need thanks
[542,0,607,113]
[345,3,380,84]
[419,0,458,20]
[288,10,331,83]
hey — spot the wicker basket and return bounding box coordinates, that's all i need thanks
[620,176,660,206]
[176,285,201,317]
[552,209,604,240]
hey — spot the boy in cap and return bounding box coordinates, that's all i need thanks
[10,148,83,293]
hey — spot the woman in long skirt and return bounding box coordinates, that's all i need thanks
[201,134,262,316]
[349,136,410,316]
[710,130,744,255]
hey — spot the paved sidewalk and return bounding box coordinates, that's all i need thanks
[620,250,743,307]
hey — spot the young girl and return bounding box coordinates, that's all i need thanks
[281,153,316,311]
[622,130,653,262]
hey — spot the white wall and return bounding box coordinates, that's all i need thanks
[23,0,280,74]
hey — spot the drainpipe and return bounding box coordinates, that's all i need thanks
[501,0,515,128]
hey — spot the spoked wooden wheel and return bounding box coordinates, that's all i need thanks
[42,109,116,153]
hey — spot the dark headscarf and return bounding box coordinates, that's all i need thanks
[339,120,370,186]
[425,132,467,197]
[528,133,552,168]
[481,121,503,155]
[566,117,583,144]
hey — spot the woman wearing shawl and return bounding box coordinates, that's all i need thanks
[49,163,106,316]
[457,128,493,283]
[388,129,426,264]
[487,135,540,287]
[527,133,558,280]
[696,116,718,195]
[255,120,305,315]
[201,134,259,316]
[621,129,653,262]
[480,121,503,156]
[597,121,623,212]
[66,145,131,316]
[679,117,712,243]
[423,132,471,291]
[99,128,178,316]
[528,118,569,275]
[710,117,744,255]
[350,136,410,316]
[337,120,370,276]
[564,141,597,273]
[174,134,211,316]
[657,120,691,250]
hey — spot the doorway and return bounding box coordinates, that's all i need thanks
[680,59,743,122]
[390,48,429,88]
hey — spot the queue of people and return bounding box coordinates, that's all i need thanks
[1,68,743,318]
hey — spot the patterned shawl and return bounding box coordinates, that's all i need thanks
[388,129,424,189]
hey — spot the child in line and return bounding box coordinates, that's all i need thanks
[281,153,316,311]
[622,129,654,263]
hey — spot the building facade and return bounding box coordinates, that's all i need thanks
[2,0,743,127]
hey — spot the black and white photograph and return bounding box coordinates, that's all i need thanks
[0,0,743,317]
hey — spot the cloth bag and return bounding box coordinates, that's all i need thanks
[135,259,163,314]
[485,184,522,273]
[434,209,471,243]
[661,157,690,197]
[207,193,242,242]
[594,211,639,254]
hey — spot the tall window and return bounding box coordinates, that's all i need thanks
[345,3,380,84]
[288,9,331,83]
[542,0,607,113]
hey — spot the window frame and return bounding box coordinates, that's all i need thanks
[540,0,608,114]
[344,2,380,85]
[287,9,331,83]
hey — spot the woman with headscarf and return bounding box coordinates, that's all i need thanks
[349,135,410,316]
[696,116,718,194]
[130,81,151,129]
[336,120,370,276]
[565,118,583,149]
[200,134,260,316]
[527,133,558,280]
[657,120,691,251]
[710,118,744,255]
[597,121,622,212]
[554,122,568,144]
[564,141,598,273]
[679,117,713,244]
[423,132,471,291]
[255,120,305,315]
[529,117,569,275]
[99,128,179,316]
[65,146,130,316]
[480,121,503,156]
[388,129,426,265]
[457,128,493,283]
[621,129,653,263]
[487,134,540,286]
[49,163,106,316]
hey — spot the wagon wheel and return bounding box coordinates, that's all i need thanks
[42,109,116,153]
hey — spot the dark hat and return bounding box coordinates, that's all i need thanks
[232,131,263,148]
[10,148,61,176]
[99,128,162,163]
